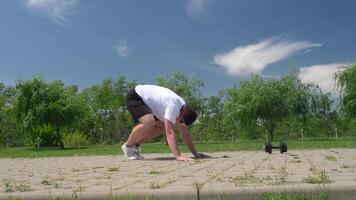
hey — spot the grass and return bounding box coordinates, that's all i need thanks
[261,192,328,200]
[148,182,161,189]
[324,155,337,162]
[148,170,161,175]
[303,171,331,184]
[1,137,356,158]
[108,167,120,172]
[2,179,32,193]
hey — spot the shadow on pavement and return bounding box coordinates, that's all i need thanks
[145,156,219,161]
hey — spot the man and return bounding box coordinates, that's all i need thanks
[122,84,209,161]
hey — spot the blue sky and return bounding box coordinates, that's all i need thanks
[1,0,355,96]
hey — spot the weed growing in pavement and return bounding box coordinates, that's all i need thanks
[108,167,120,172]
[41,179,52,185]
[148,182,161,189]
[72,184,85,193]
[325,155,337,162]
[71,191,79,200]
[2,179,31,192]
[148,170,161,175]
[194,180,203,200]
[303,170,331,184]
[2,179,14,193]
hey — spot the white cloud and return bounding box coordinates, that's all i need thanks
[24,0,79,26]
[299,63,349,94]
[186,0,208,20]
[214,37,322,76]
[114,41,131,58]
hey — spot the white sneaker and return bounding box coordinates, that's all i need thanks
[121,143,143,160]
[133,145,144,160]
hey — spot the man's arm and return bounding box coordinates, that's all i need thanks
[164,119,191,161]
[177,123,198,155]
[178,123,211,158]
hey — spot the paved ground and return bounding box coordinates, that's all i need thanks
[1,149,356,199]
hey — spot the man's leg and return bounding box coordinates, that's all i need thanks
[126,114,156,147]
[136,121,165,144]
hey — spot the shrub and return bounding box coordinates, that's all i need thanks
[63,131,90,149]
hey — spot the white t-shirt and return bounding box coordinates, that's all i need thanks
[135,85,186,124]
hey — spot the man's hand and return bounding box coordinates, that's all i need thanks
[193,153,211,159]
[176,155,192,161]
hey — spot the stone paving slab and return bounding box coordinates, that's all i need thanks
[1,149,356,199]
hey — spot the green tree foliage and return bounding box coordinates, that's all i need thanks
[193,93,228,142]
[224,70,311,140]
[0,83,19,147]
[81,76,136,144]
[2,67,356,148]
[335,64,356,118]
[14,76,88,149]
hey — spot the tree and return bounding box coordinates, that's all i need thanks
[224,71,311,140]
[81,76,136,144]
[193,93,226,142]
[14,77,88,149]
[335,64,356,118]
[0,83,18,147]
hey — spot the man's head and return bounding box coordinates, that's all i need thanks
[180,105,197,125]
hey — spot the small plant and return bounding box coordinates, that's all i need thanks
[231,174,262,186]
[63,130,90,149]
[194,180,203,200]
[262,192,308,200]
[280,166,288,176]
[108,167,120,172]
[16,182,31,192]
[148,170,161,175]
[73,184,85,193]
[41,179,52,185]
[3,179,14,193]
[144,196,157,200]
[2,180,31,193]
[222,154,230,158]
[71,191,79,200]
[325,155,337,162]
[148,182,161,189]
[303,170,331,184]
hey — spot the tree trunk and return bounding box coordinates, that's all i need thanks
[300,129,304,141]
[56,125,64,149]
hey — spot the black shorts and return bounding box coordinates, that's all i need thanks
[125,89,157,123]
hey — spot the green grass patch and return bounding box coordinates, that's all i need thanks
[261,192,329,200]
[148,170,161,175]
[1,137,356,158]
[325,155,337,162]
[303,171,331,184]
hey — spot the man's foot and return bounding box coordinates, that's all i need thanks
[133,144,144,159]
[121,143,143,160]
